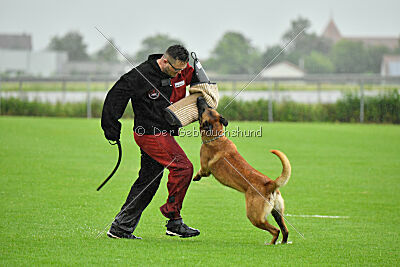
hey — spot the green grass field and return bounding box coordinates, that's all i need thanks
[0,117,399,265]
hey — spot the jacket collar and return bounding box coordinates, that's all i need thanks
[147,54,163,61]
[147,54,170,78]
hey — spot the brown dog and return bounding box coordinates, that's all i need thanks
[194,97,292,245]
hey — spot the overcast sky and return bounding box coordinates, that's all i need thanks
[1,0,399,59]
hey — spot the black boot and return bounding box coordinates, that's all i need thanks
[165,219,200,238]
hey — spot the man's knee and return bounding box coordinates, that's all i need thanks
[135,163,164,188]
[169,156,193,183]
[139,163,163,177]
[185,160,193,173]
[178,157,193,176]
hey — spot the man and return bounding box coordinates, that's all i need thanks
[101,45,200,239]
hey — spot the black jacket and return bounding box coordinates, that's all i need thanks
[101,54,188,140]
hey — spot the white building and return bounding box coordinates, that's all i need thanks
[381,55,400,77]
[0,48,68,76]
[0,33,68,77]
[260,61,305,78]
[61,61,131,76]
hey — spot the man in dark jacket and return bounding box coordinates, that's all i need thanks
[101,45,200,239]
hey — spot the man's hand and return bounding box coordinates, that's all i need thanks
[104,130,120,142]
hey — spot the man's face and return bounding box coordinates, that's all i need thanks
[163,56,187,77]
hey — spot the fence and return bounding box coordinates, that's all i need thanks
[0,74,399,122]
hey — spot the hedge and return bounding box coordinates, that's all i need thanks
[217,90,399,123]
[0,90,399,123]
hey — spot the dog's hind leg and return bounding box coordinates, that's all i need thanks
[245,191,280,245]
[271,192,289,243]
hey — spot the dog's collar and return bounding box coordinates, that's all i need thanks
[202,133,225,144]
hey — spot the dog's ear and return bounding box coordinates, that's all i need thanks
[219,116,228,127]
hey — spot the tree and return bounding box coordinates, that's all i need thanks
[281,17,333,67]
[330,40,369,73]
[393,38,400,53]
[258,45,285,71]
[134,34,183,62]
[94,39,119,62]
[366,45,390,73]
[206,31,260,74]
[304,51,334,73]
[48,31,89,61]
[282,16,311,44]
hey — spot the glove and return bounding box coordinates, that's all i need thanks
[104,129,120,141]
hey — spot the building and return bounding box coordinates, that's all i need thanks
[0,33,131,77]
[60,61,131,76]
[381,55,400,77]
[0,33,32,50]
[322,19,399,50]
[260,61,305,78]
[0,48,68,77]
[0,33,68,76]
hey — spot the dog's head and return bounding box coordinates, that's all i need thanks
[196,96,228,136]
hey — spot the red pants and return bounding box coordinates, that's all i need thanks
[134,132,193,219]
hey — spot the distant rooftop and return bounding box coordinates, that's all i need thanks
[321,19,342,43]
[345,37,399,50]
[321,19,399,50]
[0,33,32,50]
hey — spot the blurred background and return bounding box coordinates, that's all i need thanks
[0,0,399,123]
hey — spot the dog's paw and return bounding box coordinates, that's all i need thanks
[193,175,202,181]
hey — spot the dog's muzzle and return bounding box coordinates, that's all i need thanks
[163,53,219,128]
[197,96,209,121]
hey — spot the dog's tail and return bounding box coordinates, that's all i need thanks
[270,150,291,188]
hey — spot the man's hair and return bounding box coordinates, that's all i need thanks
[165,45,189,62]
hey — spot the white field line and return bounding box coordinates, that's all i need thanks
[285,214,350,219]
